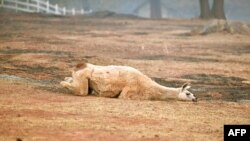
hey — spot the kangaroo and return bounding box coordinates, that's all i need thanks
[60,63,197,102]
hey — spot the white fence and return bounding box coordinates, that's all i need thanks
[0,0,92,16]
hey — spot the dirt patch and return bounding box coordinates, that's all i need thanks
[136,55,220,63]
[182,74,250,101]
[85,10,140,19]
[0,47,71,56]
[183,74,246,85]
[147,74,250,102]
[0,47,69,77]
[189,20,250,36]
[217,45,250,55]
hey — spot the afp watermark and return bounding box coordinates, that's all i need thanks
[224,125,249,141]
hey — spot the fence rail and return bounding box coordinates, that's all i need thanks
[0,0,92,16]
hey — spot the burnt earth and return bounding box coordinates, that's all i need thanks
[0,12,250,141]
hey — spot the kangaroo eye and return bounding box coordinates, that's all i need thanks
[186,93,190,96]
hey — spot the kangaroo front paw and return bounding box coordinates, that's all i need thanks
[64,77,73,82]
[60,81,68,87]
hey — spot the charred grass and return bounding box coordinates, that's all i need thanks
[0,47,72,93]
[1,47,249,102]
[154,74,250,102]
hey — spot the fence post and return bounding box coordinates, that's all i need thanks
[37,0,39,13]
[55,4,58,14]
[63,7,66,15]
[81,9,84,15]
[26,0,29,10]
[15,0,17,13]
[72,8,75,16]
[46,1,49,13]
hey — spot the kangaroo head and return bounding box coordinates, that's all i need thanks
[178,83,197,102]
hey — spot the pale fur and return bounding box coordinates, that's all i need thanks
[60,63,197,102]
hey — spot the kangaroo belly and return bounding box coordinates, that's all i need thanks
[88,68,124,97]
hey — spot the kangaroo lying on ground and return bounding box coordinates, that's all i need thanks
[60,63,197,102]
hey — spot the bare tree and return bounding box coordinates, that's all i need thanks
[211,0,226,19]
[150,0,162,19]
[199,0,210,19]
[199,0,226,19]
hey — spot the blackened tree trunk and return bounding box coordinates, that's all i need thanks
[199,0,226,19]
[211,0,226,19]
[150,0,162,19]
[199,0,210,19]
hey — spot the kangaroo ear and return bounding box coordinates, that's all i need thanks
[181,83,191,92]
[76,62,87,69]
[73,62,87,72]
